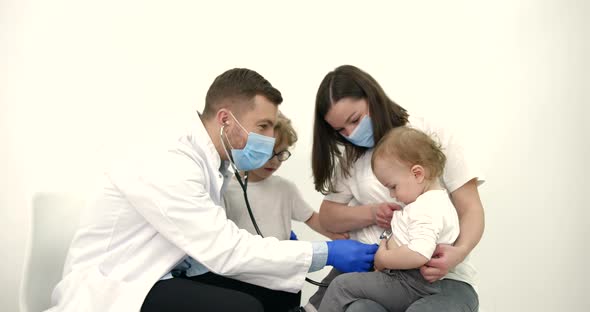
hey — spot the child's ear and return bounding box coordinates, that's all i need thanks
[411,165,425,183]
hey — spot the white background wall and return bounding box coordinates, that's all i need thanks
[1,0,588,311]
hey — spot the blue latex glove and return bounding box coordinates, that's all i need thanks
[326,240,378,273]
[290,231,298,240]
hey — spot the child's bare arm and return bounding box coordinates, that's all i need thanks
[305,212,350,240]
[375,239,429,270]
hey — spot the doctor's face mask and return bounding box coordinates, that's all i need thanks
[222,112,276,171]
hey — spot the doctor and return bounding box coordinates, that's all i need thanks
[46,68,378,312]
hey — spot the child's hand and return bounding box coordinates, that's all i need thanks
[373,239,389,271]
[327,231,350,241]
[374,202,402,228]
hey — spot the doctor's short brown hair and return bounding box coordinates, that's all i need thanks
[371,126,446,180]
[202,68,283,119]
[274,112,298,148]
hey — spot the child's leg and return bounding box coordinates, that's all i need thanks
[319,270,440,312]
[305,268,342,311]
[344,299,387,312]
[405,279,478,312]
[317,271,407,312]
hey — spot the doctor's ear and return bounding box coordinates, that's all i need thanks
[216,109,232,127]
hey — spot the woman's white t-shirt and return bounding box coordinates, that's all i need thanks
[324,115,484,286]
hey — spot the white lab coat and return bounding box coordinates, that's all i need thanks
[46,119,313,312]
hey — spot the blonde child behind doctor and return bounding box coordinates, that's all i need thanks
[223,112,348,243]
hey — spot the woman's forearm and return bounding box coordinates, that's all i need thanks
[305,213,334,237]
[319,200,375,233]
[451,179,485,257]
[305,213,349,240]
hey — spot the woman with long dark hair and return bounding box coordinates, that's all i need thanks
[307,65,484,312]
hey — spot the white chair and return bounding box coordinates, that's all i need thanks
[20,192,85,312]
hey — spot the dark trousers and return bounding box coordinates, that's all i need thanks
[141,272,301,312]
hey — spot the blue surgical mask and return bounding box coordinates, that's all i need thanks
[343,115,375,148]
[223,113,276,171]
[231,132,275,171]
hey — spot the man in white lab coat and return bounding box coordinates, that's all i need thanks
[46,68,379,312]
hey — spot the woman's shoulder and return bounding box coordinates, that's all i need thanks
[407,114,455,144]
[408,114,445,132]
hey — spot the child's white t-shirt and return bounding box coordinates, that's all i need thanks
[391,189,459,260]
[324,115,484,286]
[223,175,315,240]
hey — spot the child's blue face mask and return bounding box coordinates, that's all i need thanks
[343,115,375,148]
[223,112,276,171]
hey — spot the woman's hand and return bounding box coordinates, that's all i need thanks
[319,200,377,233]
[420,244,466,282]
[419,179,485,283]
[373,239,389,271]
[374,203,401,228]
[327,231,350,240]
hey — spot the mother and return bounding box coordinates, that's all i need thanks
[311,65,484,312]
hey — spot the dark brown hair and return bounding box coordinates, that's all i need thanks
[372,126,446,180]
[202,68,282,119]
[312,65,409,194]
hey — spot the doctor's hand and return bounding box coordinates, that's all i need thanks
[374,202,402,229]
[420,244,465,283]
[290,231,298,240]
[326,240,379,273]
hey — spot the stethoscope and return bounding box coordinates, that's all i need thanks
[232,169,330,288]
[220,124,329,288]
[232,164,395,288]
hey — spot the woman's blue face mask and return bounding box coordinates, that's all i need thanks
[223,113,276,171]
[342,115,375,148]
